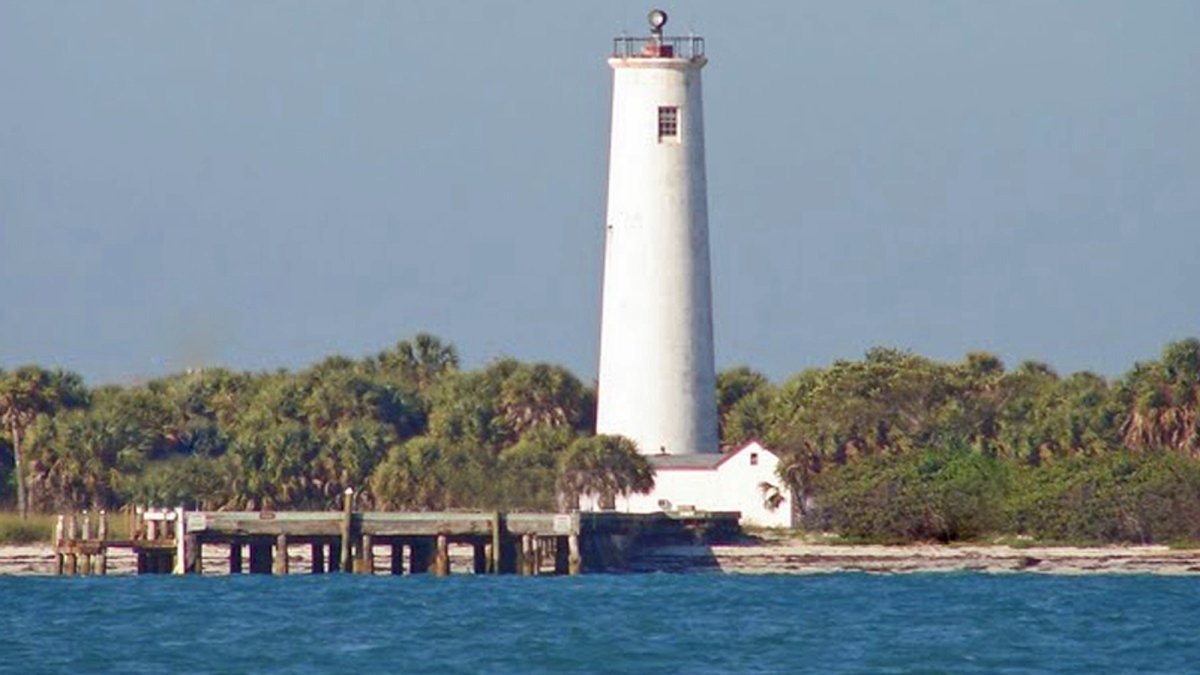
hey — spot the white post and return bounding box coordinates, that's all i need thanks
[173,506,187,575]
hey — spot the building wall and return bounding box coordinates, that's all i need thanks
[603,442,796,529]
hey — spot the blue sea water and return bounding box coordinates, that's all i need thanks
[2,573,1199,674]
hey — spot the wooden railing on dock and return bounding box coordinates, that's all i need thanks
[53,491,741,577]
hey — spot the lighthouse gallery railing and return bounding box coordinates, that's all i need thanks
[611,36,705,60]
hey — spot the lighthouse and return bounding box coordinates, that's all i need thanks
[595,10,719,456]
[591,11,795,527]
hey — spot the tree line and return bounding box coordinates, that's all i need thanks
[716,338,1200,542]
[2,335,1199,543]
[0,334,652,519]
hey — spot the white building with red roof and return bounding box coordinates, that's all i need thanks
[581,441,796,529]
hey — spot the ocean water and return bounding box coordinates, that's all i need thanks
[2,573,1198,674]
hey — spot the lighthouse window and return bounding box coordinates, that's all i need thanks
[657,106,679,140]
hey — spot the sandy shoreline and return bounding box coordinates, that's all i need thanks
[631,541,1200,575]
[6,539,1200,576]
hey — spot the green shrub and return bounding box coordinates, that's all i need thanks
[1007,452,1200,543]
[0,513,54,544]
[806,445,1010,542]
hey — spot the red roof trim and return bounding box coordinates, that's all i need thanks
[653,441,776,471]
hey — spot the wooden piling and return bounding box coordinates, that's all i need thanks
[500,534,517,574]
[53,515,65,576]
[409,538,433,574]
[328,540,341,573]
[491,512,503,574]
[96,511,109,576]
[568,534,582,575]
[273,534,289,575]
[354,534,374,574]
[65,514,78,575]
[249,540,273,574]
[184,535,200,575]
[339,489,353,573]
[473,543,488,574]
[311,543,325,574]
[519,534,534,576]
[434,535,450,577]
[390,543,405,575]
[80,511,93,575]
[172,507,186,575]
[555,536,570,575]
[229,544,243,574]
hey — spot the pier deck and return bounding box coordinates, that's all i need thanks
[52,500,740,576]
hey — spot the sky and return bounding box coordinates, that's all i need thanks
[1,1,1197,385]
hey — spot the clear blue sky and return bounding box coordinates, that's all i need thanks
[1,1,1197,385]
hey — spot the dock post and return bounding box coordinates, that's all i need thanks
[80,511,93,575]
[516,533,525,576]
[186,535,202,575]
[409,538,433,574]
[339,488,354,573]
[500,534,517,574]
[311,543,325,574]
[249,540,273,574]
[53,515,65,576]
[554,537,569,575]
[522,534,540,576]
[229,544,243,574]
[355,534,374,574]
[273,534,289,575]
[328,540,341,572]
[434,535,450,577]
[390,543,404,575]
[490,512,503,574]
[96,511,108,576]
[568,534,582,576]
[173,507,187,575]
[473,543,488,574]
[64,514,78,576]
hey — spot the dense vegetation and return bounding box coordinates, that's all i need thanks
[2,335,1199,544]
[0,335,651,518]
[719,338,1200,543]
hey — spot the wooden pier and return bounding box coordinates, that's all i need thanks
[53,492,740,577]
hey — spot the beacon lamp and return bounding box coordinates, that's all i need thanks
[648,9,668,34]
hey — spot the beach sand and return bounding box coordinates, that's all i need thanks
[631,540,1200,575]
[7,539,1200,576]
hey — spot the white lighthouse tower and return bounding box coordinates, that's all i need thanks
[596,10,719,456]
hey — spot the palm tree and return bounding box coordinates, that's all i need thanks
[556,435,654,511]
[0,367,89,517]
[1121,340,1200,455]
[374,333,459,391]
[497,364,588,437]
